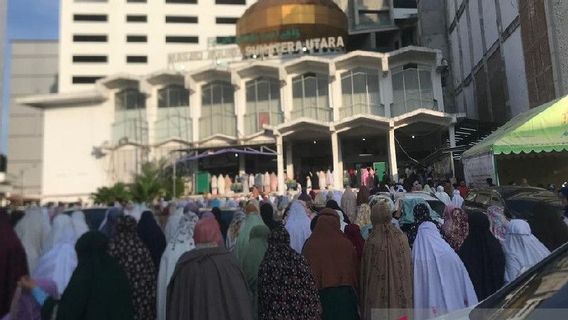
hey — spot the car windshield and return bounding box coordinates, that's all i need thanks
[470,244,568,320]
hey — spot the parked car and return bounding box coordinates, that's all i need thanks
[434,241,568,319]
[395,191,446,220]
[463,186,568,250]
[64,207,109,231]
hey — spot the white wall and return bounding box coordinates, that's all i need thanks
[503,28,529,116]
[499,0,518,30]
[42,101,113,202]
[458,15,471,79]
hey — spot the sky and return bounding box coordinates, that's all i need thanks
[1,0,59,153]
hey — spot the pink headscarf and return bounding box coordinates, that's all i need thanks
[441,205,469,251]
[193,217,223,246]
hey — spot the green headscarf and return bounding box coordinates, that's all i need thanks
[42,231,134,320]
[234,203,266,263]
[241,225,270,319]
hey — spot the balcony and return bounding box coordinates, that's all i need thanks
[155,106,192,143]
[340,103,385,118]
[291,105,332,122]
[244,111,283,136]
[199,111,237,139]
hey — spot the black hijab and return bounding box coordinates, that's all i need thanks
[260,203,280,230]
[457,211,505,301]
[137,211,166,270]
[326,199,351,224]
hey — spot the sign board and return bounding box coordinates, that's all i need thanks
[243,36,345,57]
[373,162,387,182]
[463,153,496,188]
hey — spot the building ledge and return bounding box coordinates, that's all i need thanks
[17,90,107,108]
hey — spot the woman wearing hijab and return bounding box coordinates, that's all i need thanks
[0,210,29,318]
[241,225,271,319]
[284,201,312,253]
[70,211,89,239]
[356,186,370,206]
[258,226,321,320]
[163,204,184,243]
[325,200,349,232]
[341,187,358,223]
[355,204,372,239]
[434,186,452,206]
[413,221,478,320]
[15,207,51,272]
[451,190,464,208]
[166,217,252,320]
[344,224,365,261]
[157,211,198,320]
[303,209,359,320]
[457,212,505,301]
[441,206,469,251]
[361,201,412,320]
[99,207,123,238]
[20,231,134,320]
[226,210,246,251]
[109,216,157,320]
[235,202,265,263]
[32,215,78,296]
[503,219,550,283]
[401,202,439,248]
[486,206,509,242]
[137,211,167,270]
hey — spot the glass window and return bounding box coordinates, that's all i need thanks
[158,85,189,108]
[116,89,145,111]
[340,68,381,115]
[244,77,281,134]
[291,73,330,120]
[391,64,435,116]
[200,81,236,137]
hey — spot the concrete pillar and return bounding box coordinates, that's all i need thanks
[234,77,246,139]
[285,142,294,180]
[331,131,343,189]
[449,124,456,179]
[276,134,286,195]
[388,126,398,182]
[238,154,246,175]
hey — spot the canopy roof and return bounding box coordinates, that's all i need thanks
[463,95,568,159]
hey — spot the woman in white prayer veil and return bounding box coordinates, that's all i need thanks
[451,189,465,208]
[284,200,312,254]
[32,214,78,296]
[71,211,89,240]
[503,219,550,283]
[434,186,452,206]
[413,221,478,320]
[157,211,199,320]
[15,207,51,271]
[164,203,184,243]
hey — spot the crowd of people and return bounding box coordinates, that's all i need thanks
[1,184,568,320]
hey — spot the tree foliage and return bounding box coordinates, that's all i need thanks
[91,182,131,205]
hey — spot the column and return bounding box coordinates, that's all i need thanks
[276,134,286,195]
[388,126,398,182]
[449,124,456,180]
[331,131,343,189]
[238,154,246,175]
[285,142,294,180]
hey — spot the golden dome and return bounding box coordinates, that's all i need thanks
[236,0,348,55]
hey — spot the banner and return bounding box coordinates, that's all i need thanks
[463,153,496,187]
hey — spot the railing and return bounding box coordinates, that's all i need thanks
[155,107,192,143]
[291,106,332,122]
[112,119,149,145]
[340,103,385,118]
[199,111,237,139]
[244,111,284,135]
[391,97,437,117]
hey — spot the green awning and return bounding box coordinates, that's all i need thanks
[462,95,568,159]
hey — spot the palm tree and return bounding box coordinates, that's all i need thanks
[130,161,165,204]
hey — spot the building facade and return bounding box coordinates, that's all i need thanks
[59,0,255,92]
[0,0,7,147]
[7,41,59,199]
[21,47,458,202]
[441,0,568,124]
